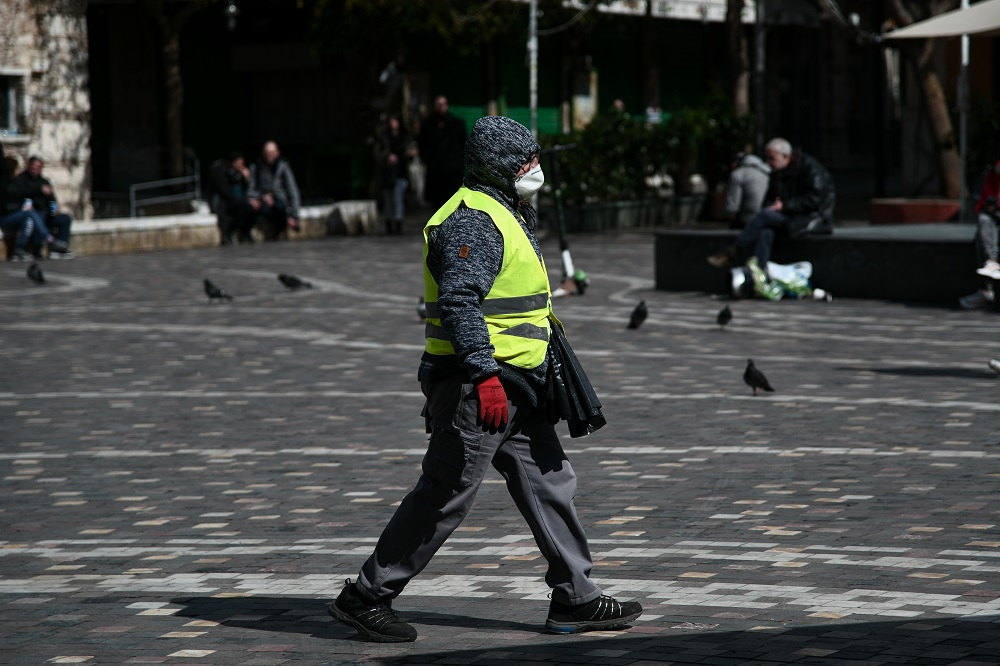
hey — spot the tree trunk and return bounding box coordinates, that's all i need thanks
[145,0,199,180]
[641,0,658,111]
[727,0,750,118]
[913,39,961,198]
[159,22,184,179]
[887,0,962,198]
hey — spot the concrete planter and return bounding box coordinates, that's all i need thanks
[870,198,960,224]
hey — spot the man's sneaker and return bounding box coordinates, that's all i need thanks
[976,260,1000,280]
[989,359,1000,375]
[545,594,643,634]
[49,249,75,260]
[326,579,416,643]
[10,249,33,262]
[959,288,995,310]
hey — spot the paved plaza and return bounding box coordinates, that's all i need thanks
[1,229,999,665]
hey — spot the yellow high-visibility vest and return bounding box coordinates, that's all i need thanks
[423,187,552,370]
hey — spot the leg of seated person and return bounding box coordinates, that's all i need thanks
[2,211,38,260]
[232,201,255,242]
[0,211,29,259]
[976,213,999,264]
[49,213,72,245]
[754,227,776,267]
[271,197,289,235]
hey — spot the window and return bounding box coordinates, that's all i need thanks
[0,76,12,130]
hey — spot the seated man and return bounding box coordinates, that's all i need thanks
[724,150,771,230]
[248,140,301,240]
[708,137,835,270]
[959,159,1000,310]
[11,156,74,259]
[209,151,256,245]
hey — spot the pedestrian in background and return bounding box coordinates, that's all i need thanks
[327,115,642,643]
[959,159,1000,310]
[417,96,466,209]
[377,115,410,235]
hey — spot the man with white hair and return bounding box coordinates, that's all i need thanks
[708,137,835,271]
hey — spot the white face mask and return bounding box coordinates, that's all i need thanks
[515,165,544,200]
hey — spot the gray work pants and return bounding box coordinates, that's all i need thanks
[356,376,602,606]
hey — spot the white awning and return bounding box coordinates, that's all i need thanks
[886,0,1000,39]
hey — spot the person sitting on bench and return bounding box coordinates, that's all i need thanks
[707,137,835,271]
[209,151,256,245]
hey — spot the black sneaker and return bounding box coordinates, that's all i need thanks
[326,579,416,643]
[545,594,643,634]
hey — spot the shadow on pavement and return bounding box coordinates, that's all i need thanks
[374,616,1000,665]
[172,595,541,639]
[171,597,1000,664]
[866,366,998,380]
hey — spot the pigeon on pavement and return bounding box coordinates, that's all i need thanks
[743,358,775,396]
[627,301,647,330]
[716,305,732,329]
[278,273,312,290]
[27,262,45,285]
[204,278,233,302]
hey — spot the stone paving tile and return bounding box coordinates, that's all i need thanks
[2,231,999,664]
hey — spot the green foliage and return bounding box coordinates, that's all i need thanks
[306,0,589,63]
[543,98,755,204]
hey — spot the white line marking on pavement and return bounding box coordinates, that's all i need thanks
[0,272,109,296]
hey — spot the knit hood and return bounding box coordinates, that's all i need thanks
[463,116,541,225]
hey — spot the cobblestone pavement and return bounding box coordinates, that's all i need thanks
[2,230,999,665]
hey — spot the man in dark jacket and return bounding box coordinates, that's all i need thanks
[327,115,642,643]
[10,156,75,258]
[248,140,301,239]
[708,137,835,269]
[417,96,467,209]
[209,152,255,245]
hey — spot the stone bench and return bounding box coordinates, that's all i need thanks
[654,223,981,305]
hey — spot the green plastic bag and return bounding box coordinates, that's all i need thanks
[746,257,784,301]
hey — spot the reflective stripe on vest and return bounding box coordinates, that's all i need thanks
[423,187,552,370]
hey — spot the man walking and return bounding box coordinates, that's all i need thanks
[327,115,642,642]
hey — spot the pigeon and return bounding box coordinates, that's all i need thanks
[203,278,233,302]
[627,300,647,330]
[278,273,312,290]
[416,296,426,320]
[743,358,775,396]
[27,262,45,285]
[716,305,732,329]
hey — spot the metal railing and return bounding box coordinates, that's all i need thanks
[129,159,201,217]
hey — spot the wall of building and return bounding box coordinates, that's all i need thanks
[0,0,91,219]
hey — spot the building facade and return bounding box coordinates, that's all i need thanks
[0,0,91,219]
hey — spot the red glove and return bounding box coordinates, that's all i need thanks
[474,375,508,433]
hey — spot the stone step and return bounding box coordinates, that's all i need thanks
[7,200,378,258]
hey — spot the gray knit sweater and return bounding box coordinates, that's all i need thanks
[418,116,548,403]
